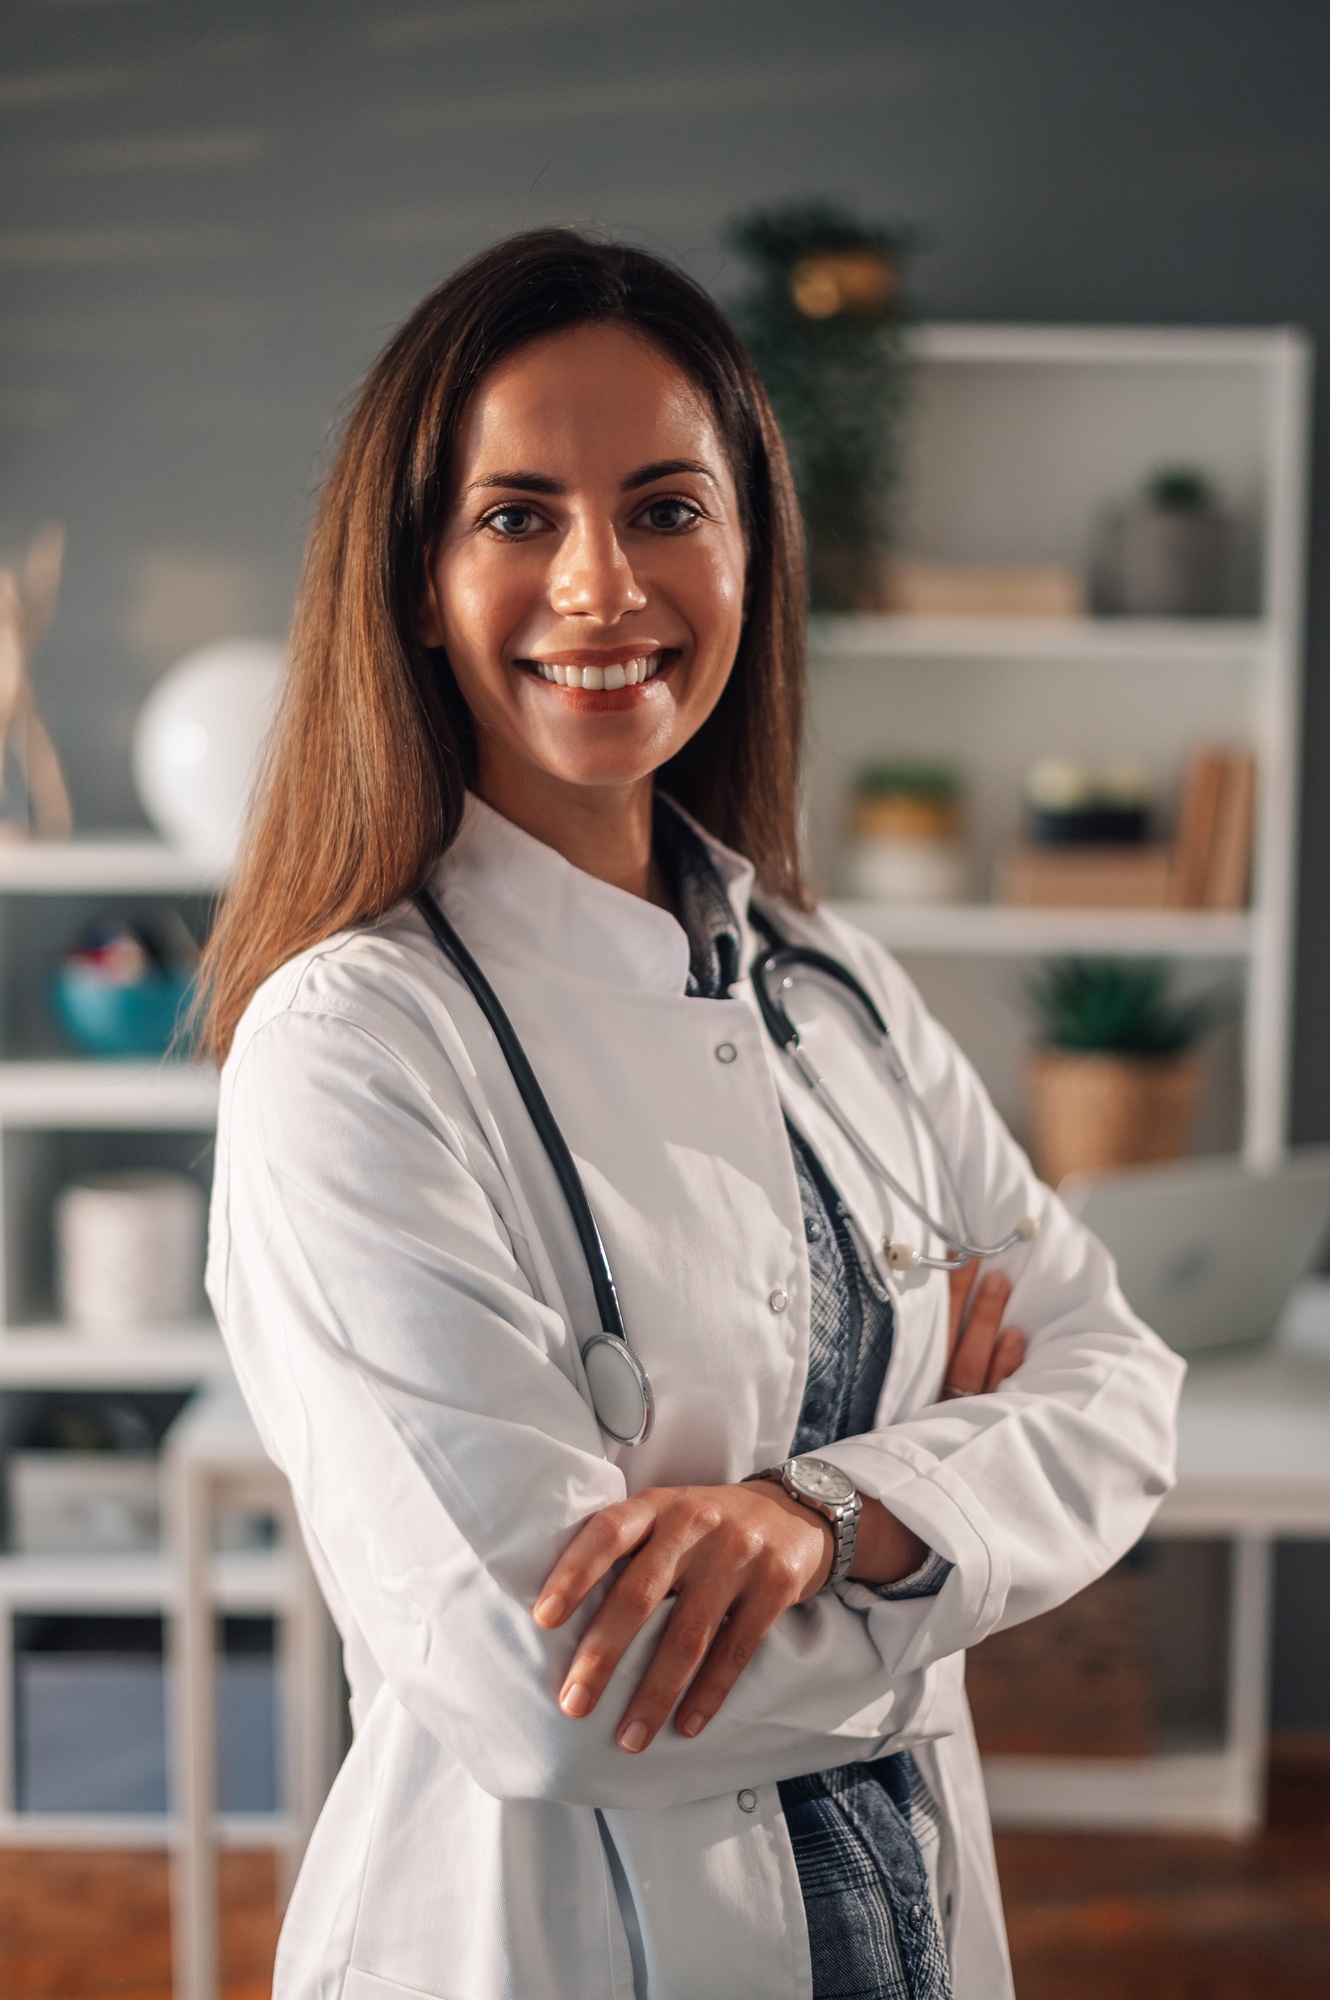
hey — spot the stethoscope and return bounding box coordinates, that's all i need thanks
[414,890,1037,1450]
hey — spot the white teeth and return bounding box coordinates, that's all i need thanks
[534,654,663,687]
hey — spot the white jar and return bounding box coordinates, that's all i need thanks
[56,1170,205,1336]
[847,836,970,905]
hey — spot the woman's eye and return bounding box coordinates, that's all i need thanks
[639,498,699,533]
[483,505,542,538]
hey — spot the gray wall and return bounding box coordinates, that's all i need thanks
[3,0,1329,1723]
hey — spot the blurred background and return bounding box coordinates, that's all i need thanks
[2,3,1330,1996]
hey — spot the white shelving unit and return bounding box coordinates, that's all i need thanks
[808,322,1311,1167]
[807,323,1313,1834]
[0,840,281,1852]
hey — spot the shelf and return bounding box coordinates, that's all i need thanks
[982,1745,1257,1835]
[810,615,1273,664]
[913,322,1305,368]
[830,902,1255,958]
[0,1548,296,1611]
[0,1324,225,1386]
[0,837,223,895]
[0,1810,296,1851]
[0,1060,218,1127]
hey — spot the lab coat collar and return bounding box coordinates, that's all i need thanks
[430,791,759,995]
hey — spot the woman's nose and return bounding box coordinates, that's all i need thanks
[548,516,647,622]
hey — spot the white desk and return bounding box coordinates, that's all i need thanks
[164,1376,340,2000]
[983,1307,1330,1836]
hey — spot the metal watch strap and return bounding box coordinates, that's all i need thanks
[745,1463,860,1585]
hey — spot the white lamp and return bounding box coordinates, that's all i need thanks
[133,639,284,869]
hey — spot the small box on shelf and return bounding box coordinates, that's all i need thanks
[996,844,1174,909]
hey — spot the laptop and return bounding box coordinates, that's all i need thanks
[1059,1150,1330,1356]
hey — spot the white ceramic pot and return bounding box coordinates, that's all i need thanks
[56,1170,205,1336]
[132,639,284,868]
[847,836,970,905]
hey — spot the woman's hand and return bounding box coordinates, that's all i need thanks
[944,1263,1026,1396]
[533,1264,1028,1756]
[533,1479,838,1754]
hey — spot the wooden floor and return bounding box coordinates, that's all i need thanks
[2,1751,1328,1998]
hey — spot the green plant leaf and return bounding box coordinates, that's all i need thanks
[1027,957,1220,1056]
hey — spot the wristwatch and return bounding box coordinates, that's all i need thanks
[745,1456,862,1584]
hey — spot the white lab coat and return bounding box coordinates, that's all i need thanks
[208,794,1183,2000]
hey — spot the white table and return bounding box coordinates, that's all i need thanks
[983,1302,1330,1836]
[163,1376,340,2000]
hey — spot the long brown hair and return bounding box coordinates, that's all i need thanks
[200,227,809,1064]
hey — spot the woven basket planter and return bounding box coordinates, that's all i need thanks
[1029,1048,1201,1186]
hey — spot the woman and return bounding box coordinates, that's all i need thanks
[203,229,1182,2000]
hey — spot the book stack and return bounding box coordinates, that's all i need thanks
[1168,746,1257,910]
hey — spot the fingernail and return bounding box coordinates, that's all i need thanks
[679,1711,705,1738]
[533,1593,565,1626]
[560,1681,592,1718]
[618,1719,649,1753]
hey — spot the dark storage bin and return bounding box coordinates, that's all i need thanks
[13,1612,280,1815]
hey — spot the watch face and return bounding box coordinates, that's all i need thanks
[789,1457,855,1506]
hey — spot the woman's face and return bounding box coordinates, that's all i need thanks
[423,323,747,806]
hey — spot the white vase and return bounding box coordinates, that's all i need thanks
[847,836,970,904]
[56,1170,205,1336]
[132,639,284,868]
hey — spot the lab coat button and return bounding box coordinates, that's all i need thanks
[768,1288,788,1314]
[714,1041,737,1064]
[737,1789,758,1813]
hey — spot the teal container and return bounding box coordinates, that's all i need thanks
[53,966,194,1058]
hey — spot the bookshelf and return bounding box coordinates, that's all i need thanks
[807,323,1311,1169]
[0,842,290,1852]
[807,322,1312,1833]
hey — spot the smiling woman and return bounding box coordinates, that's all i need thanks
[197,230,1181,2000]
[199,232,806,1060]
[418,323,750,905]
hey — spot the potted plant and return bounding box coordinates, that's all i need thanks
[1101,466,1229,617]
[1027,958,1213,1185]
[725,199,911,611]
[846,761,969,903]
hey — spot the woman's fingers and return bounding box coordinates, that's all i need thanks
[611,1580,738,1751]
[944,1271,1012,1396]
[671,1598,778,1741]
[533,1492,658,1628]
[984,1325,1027,1393]
[556,1528,694,1720]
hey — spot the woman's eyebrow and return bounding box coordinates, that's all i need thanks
[462,459,719,499]
[463,471,564,497]
[622,458,718,490]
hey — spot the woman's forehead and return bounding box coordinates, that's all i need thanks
[454,324,725,483]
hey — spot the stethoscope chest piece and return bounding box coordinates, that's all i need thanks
[581,1333,654,1446]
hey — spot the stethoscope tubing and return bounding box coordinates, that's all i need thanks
[414,889,653,1444]
[405,890,1034,1447]
[749,923,1036,1271]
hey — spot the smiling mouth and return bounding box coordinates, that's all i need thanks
[519,650,674,691]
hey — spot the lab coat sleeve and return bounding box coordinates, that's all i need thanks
[811,915,1186,1677]
[210,991,945,1814]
